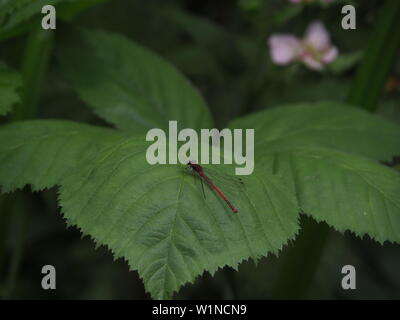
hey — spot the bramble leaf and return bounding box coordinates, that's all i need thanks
[58,29,213,134]
[230,101,400,161]
[0,120,124,192]
[0,120,299,299]
[58,139,299,299]
[231,102,400,243]
[260,146,400,243]
[1,26,400,299]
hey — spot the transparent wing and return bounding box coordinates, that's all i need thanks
[201,165,246,197]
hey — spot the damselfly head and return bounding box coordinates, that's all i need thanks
[187,161,203,174]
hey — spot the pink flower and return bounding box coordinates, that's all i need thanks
[268,21,338,71]
[301,21,338,70]
[268,35,301,65]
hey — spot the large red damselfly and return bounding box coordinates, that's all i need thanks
[187,161,242,213]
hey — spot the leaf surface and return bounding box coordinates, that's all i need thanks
[0,120,299,299]
[231,102,400,243]
[259,146,400,243]
[59,139,299,299]
[0,120,124,192]
[59,29,213,134]
[230,101,400,161]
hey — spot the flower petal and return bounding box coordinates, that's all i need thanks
[304,21,331,51]
[301,55,324,70]
[322,46,338,63]
[268,35,301,65]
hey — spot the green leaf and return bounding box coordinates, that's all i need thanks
[0,0,63,30]
[163,8,228,47]
[0,0,106,39]
[379,99,400,125]
[329,51,363,75]
[58,139,299,299]
[255,79,350,110]
[58,29,213,134]
[0,0,32,26]
[258,146,400,244]
[230,101,400,161]
[0,120,299,299]
[231,102,400,243]
[0,120,124,192]
[57,0,108,21]
[0,64,22,116]
[272,4,303,26]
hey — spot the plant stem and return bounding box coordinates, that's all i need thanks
[1,27,54,297]
[0,194,12,296]
[12,26,54,121]
[348,0,400,111]
[271,0,400,299]
[2,194,28,299]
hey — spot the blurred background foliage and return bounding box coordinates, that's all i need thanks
[0,0,399,299]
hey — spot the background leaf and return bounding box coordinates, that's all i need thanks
[0,0,63,31]
[0,120,124,192]
[0,0,33,27]
[0,63,22,116]
[58,29,213,134]
[0,0,108,39]
[329,51,363,75]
